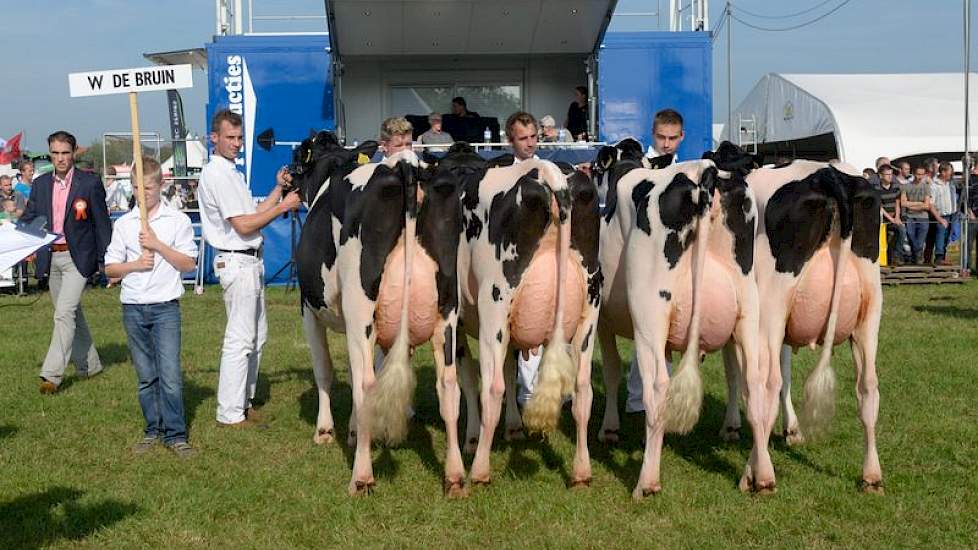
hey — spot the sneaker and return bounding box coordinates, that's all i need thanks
[167,441,198,459]
[132,436,158,455]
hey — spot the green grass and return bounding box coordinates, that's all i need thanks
[1,282,977,548]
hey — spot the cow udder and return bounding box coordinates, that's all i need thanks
[374,241,440,349]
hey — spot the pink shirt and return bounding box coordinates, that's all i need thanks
[51,168,74,244]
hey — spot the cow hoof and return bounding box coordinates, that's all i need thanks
[314,427,335,445]
[504,427,525,442]
[444,478,469,499]
[463,437,478,454]
[860,479,884,495]
[753,480,777,495]
[784,429,804,446]
[720,426,741,442]
[599,429,620,444]
[568,478,591,490]
[348,479,376,497]
[632,484,661,501]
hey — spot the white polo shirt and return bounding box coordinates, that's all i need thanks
[197,155,262,251]
[104,205,198,304]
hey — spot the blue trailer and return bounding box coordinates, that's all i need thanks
[201,2,712,284]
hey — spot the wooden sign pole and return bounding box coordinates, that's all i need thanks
[128,91,148,231]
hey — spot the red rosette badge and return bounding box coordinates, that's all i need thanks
[74,198,88,221]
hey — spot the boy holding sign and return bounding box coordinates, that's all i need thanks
[105,157,199,457]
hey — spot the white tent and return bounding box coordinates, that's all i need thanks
[160,139,207,174]
[724,73,978,170]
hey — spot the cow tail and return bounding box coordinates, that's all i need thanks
[664,168,714,434]
[524,160,575,435]
[369,160,419,445]
[800,167,852,440]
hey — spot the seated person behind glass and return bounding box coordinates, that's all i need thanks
[538,115,560,143]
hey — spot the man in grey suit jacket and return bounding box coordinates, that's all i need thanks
[21,131,112,393]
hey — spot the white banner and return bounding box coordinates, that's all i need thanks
[68,64,193,97]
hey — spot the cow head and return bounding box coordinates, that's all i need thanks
[290,131,379,203]
[702,141,763,176]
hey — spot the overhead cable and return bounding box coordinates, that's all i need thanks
[732,0,838,20]
[730,0,854,32]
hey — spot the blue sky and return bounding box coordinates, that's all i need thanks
[3,0,978,151]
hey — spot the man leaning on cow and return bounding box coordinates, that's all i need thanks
[196,108,302,428]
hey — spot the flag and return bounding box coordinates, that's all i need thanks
[0,132,23,164]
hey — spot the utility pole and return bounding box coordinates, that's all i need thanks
[964,0,972,274]
[727,1,733,143]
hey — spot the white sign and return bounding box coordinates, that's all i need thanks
[68,64,193,97]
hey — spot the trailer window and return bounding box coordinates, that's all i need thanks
[389,84,522,122]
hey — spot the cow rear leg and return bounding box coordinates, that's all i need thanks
[733,312,776,494]
[632,334,669,500]
[303,307,336,445]
[470,319,509,486]
[458,338,481,454]
[503,352,525,441]
[720,343,742,442]
[779,345,803,445]
[433,314,468,498]
[570,316,598,488]
[852,275,883,493]
[597,319,623,444]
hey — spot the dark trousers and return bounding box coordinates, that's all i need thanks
[885,223,906,265]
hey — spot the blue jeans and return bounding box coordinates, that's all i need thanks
[122,301,187,446]
[934,220,950,259]
[906,219,929,260]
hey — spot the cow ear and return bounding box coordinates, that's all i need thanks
[355,140,379,161]
[596,146,617,170]
[488,153,515,168]
[648,153,673,169]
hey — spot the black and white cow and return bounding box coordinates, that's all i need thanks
[592,141,773,498]
[444,144,602,488]
[292,132,467,497]
[708,143,884,493]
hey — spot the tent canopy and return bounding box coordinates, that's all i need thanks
[726,72,978,170]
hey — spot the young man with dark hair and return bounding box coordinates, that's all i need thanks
[197,108,302,427]
[505,111,539,162]
[648,108,685,158]
[877,164,905,265]
[105,157,199,457]
[21,130,112,393]
[450,96,479,118]
[902,165,939,264]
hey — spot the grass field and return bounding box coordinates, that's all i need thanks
[1,281,977,548]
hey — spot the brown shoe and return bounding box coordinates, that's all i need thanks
[245,407,263,422]
[39,379,58,394]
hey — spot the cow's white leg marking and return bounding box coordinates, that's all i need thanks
[469,296,509,485]
[303,306,336,444]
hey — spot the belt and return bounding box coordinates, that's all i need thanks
[216,248,261,257]
[51,243,69,252]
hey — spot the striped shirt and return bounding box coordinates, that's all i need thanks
[878,182,901,219]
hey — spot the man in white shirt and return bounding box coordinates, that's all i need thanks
[197,109,302,427]
[627,108,685,413]
[505,111,545,406]
[105,157,199,457]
